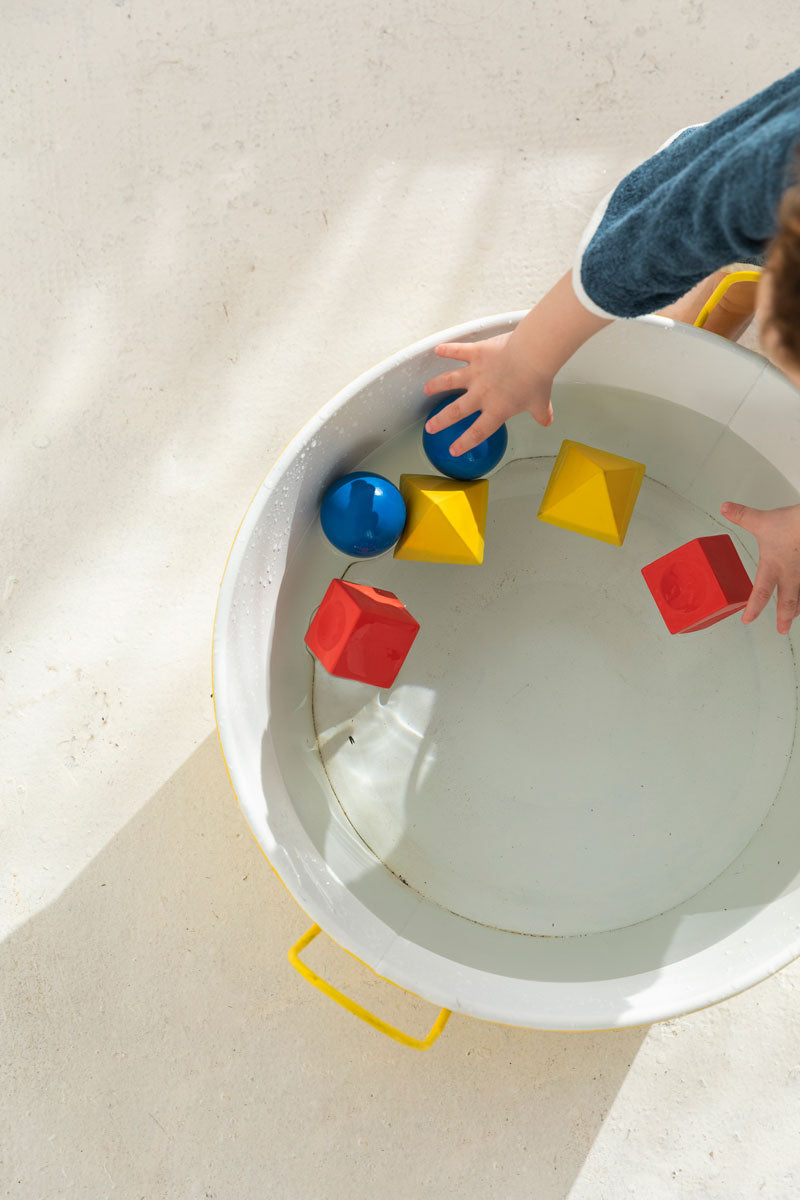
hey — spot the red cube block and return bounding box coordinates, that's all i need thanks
[641,534,753,634]
[304,579,420,687]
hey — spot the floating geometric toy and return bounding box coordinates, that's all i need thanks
[320,471,406,557]
[304,579,420,687]
[641,534,753,634]
[538,440,646,546]
[423,390,508,480]
[393,474,489,564]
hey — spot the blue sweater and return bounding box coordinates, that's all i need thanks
[573,67,800,319]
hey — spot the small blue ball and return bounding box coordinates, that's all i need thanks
[422,390,508,479]
[320,471,406,557]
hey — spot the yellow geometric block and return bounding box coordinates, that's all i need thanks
[537,440,646,546]
[393,474,489,564]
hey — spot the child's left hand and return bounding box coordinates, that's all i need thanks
[721,500,800,633]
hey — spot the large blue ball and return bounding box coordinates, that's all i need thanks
[320,471,406,557]
[422,390,508,479]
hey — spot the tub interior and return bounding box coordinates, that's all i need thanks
[215,315,800,1025]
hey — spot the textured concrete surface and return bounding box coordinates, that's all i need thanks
[3,1,800,1196]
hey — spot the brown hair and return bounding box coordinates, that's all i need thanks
[763,150,800,365]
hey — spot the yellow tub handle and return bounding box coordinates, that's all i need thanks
[694,268,762,328]
[288,924,452,1051]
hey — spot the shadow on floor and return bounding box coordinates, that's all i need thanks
[2,733,647,1199]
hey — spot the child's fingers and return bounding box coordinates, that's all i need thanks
[531,397,555,427]
[423,370,466,398]
[720,500,762,534]
[448,411,502,457]
[741,563,777,625]
[776,578,800,634]
[424,392,473,434]
[434,341,475,363]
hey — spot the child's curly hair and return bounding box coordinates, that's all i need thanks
[763,153,800,365]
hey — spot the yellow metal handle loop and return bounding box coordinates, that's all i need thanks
[694,269,762,328]
[288,924,451,1051]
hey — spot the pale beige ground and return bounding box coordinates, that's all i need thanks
[3,3,800,1197]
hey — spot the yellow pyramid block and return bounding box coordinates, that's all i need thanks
[393,474,489,564]
[538,440,646,546]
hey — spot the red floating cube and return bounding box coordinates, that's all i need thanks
[304,579,420,687]
[641,534,753,634]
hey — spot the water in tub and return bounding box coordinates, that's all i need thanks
[270,382,799,939]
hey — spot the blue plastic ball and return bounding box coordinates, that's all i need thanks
[320,471,406,557]
[422,390,508,479]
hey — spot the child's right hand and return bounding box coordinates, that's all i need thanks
[721,500,800,633]
[423,333,555,458]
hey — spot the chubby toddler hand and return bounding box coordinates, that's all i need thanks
[721,500,800,633]
[423,333,554,457]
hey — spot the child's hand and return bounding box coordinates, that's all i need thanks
[423,333,555,457]
[421,271,613,457]
[721,501,800,633]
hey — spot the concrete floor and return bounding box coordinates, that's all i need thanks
[3,1,800,1196]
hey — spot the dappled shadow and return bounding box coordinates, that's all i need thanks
[3,0,723,648]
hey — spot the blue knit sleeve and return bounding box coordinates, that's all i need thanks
[574,68,800,319]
